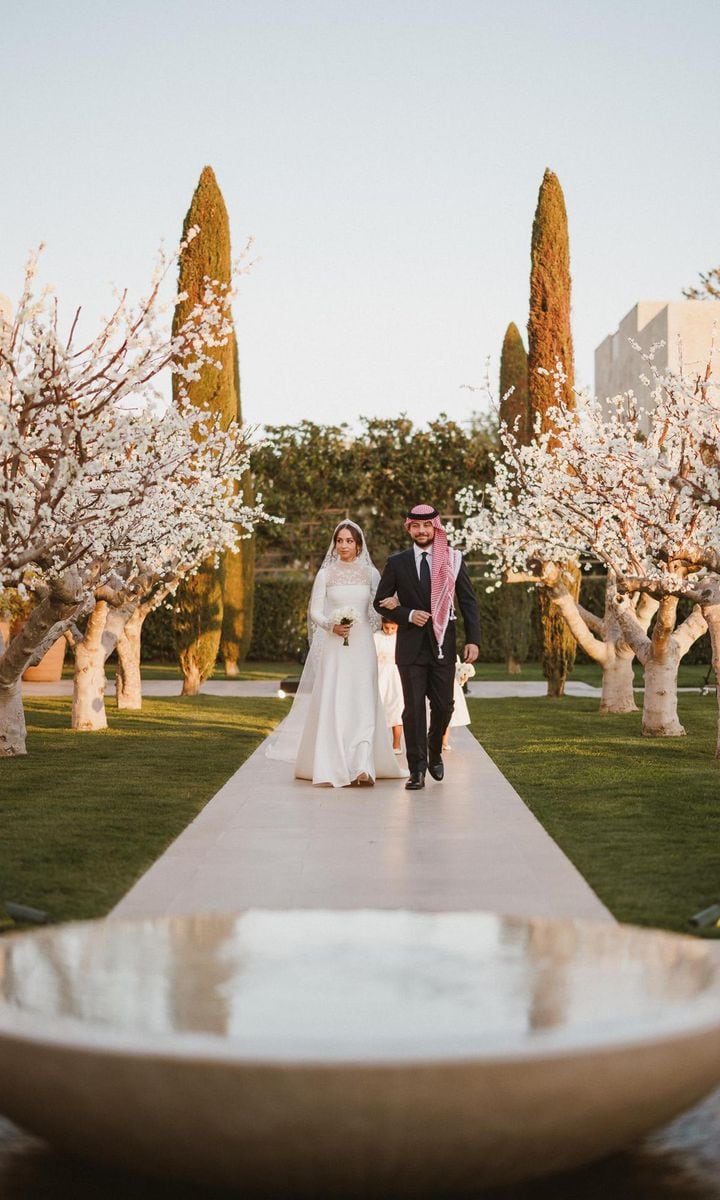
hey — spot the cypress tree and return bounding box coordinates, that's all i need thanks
[499,322,530,443]
[527,169,580,697]
[528,169,575,416]
[172,166,236,695]
[219,334,256,674]
[498,323,532,674]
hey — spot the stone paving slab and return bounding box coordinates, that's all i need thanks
[111,726,612,922]
[466,680,601,698]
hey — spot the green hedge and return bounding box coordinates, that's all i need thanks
[247,575,310,662]
[141,602,176,662]
[247,572,535,665]
[456,577,539,663]
[140,572,711,667]
[141,578,311,665]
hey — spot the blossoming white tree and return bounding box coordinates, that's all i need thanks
[632,355,720,753]
[526,562,658,715]
[62,402,267,732]
[0,239,267,755]
[457,362,719,738]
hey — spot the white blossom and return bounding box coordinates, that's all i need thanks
[455,360,720,595]
[0,242,276,620]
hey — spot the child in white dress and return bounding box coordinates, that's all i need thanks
[443,658,473,750]
[374,619,404,753]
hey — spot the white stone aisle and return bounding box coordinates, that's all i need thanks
[111,726,612,922]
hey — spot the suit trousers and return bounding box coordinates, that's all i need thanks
[398,654,456,773]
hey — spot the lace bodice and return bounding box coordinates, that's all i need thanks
[309,562,381,635]
[325,561,374,588]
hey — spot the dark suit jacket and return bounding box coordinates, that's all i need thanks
[374,548,481,667]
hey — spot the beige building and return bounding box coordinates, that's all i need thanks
[595,300,720,431]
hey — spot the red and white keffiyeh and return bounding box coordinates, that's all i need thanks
[404,504,462,658]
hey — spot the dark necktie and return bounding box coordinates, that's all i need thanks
[420,551,431,609]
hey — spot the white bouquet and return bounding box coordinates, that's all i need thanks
[333,606,361,646]
[456,659,476,688]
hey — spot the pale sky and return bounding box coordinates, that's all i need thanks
[2,0,719,429]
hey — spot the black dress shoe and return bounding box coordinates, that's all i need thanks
[428,759,444,782]
[405,771,426,790]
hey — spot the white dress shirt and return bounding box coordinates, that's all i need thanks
[409,543,433,622]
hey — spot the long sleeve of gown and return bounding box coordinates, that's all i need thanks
[368,567,382,632]
[309,568,334,632]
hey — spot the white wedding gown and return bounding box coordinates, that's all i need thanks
[272,560,406,787]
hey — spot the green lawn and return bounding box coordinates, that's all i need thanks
[0,696,281,926]
[469,693,720,934]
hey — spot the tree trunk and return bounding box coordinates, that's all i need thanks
[0,679,27,757]
[690,576,720,758]
[640,596,701,738]
[540,588,568,697]
[598,650,637,714]
[545,570,639,713]
[703,606,720,759]
[612,591,707,737]
[641,653,686,737]
[116,609,144,710]
[223,658,240,677]
[0,571,88,756]
[72,603,109,731]
[174,560,223,696]
[540,563,581,697]
[545,569,657,714]
[638,596,685,737]
[71,593,144,727]
[507,655,522,676]
[181,662,203,696]
[0,623,28,757]
[545,673,565,698]
[595,578,656,714]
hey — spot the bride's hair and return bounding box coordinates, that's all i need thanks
[333,522,363,553]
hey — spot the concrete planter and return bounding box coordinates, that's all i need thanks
[0,610,67,681]
[22,633,67,683]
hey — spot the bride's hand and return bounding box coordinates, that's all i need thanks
[332,623,352,637]
[379,596,399,610]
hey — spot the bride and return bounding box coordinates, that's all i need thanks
[266,520,406,787]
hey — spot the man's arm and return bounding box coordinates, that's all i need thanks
[374,558,413,627]
[455,559,481,656]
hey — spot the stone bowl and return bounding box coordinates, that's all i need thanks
[1,909,720,1196]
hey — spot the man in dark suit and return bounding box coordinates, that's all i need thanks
[374,504,481,790]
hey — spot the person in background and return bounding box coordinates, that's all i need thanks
[443,658,474,751]
[374,617,404,753]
